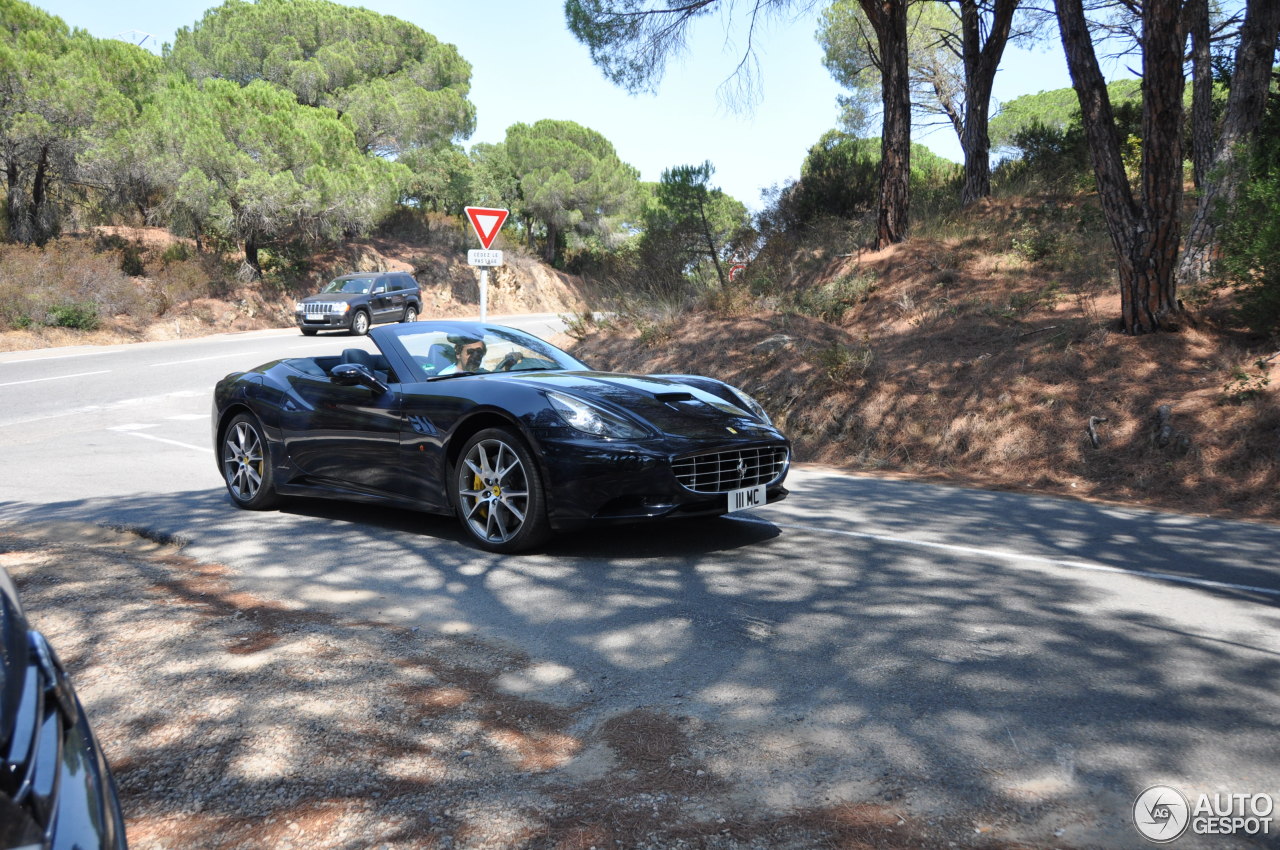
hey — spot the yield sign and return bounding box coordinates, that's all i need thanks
[464,206,509,250]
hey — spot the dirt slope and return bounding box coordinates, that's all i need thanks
[570,198,1280,522]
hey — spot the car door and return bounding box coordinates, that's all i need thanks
[369,280,394,323]
[277,371,404,495]
[384,275,410,319]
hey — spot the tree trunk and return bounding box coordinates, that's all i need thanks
[1185,0,1213,189]
[29,144,50,247]
[1055,0,1184,335]
[959,0,1018,206]
[544,220,559,265]
[696,193,728,288]
[244,233,262,280]
[1176,0,1280,289]
[1133,0,1184,333]
[860,0,911,248]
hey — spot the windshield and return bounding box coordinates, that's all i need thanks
[322,277,374,295]
[392,325,589,379]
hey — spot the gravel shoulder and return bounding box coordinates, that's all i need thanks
[2,521,1094,850]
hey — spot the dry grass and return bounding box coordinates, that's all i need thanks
[573,196,1280,523]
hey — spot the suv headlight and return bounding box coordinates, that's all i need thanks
[295,302,305,312]
[725,384,772,426]
[547,392,647,440]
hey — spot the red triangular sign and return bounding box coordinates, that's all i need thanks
[464,206,509,250]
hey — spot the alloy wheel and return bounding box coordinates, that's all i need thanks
[223,420,265,502]
[457,438,530,546]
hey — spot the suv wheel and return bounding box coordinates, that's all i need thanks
[350,310,370,336]
[402,305,418,323]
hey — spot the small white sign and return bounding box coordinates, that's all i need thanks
[468,249,503,267]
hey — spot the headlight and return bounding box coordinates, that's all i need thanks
[337,303,350,313]
[294,302,305,312]
[725,384,772,425]
[547,391,647,440]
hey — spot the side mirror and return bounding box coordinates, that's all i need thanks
[330,362,388,395]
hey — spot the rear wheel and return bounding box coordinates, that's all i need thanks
[452,428,550,553]
[402,305,418,323]
[350,310,370,336]
[221,414,279,509]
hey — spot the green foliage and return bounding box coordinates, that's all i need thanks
[1217,92,1280,337]
[638,161,751,291]
[990,80,1142,149]
[505,119,639,265]
[1221,360,1272,404]
[818,0,964,140]
[45,301,99,330]
[994,100,1142,193]
[165,0,475,156]
[139,76,408,276]
[812,339,875,383]
[792,271,876,323]
[0,1,160,244]
[763,131,960,232]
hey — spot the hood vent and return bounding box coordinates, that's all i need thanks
[654,392,695,403]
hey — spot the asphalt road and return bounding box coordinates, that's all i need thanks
[3,318,1279,848]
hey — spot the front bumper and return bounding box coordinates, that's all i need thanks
[295,311,352,330]
[533,433,791,531]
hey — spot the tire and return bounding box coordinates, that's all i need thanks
[220,413,280,510]
[452,427,550,553]
[350,310,370,336]
[300,327,318,336]
[401,305,418,323]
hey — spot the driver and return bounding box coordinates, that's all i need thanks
[450,335,487,373]
[439,333,524,375]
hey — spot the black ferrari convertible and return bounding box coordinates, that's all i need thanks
[212,321,790,552]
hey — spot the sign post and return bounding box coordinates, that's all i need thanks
[464,207,509,322]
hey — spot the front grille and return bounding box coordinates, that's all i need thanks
[672,446,789,493]
[303,302,340,316]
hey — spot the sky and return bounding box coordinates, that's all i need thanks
[34,0,1082,210]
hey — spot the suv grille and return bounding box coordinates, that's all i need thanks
[302,302,340,316]
[673,446,789,493]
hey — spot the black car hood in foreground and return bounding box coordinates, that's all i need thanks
[489,371,779,440]
[0,570,127,850]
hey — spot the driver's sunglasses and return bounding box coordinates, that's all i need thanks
[460,344,485,360]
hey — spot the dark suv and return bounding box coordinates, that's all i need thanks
[295,272,422,336]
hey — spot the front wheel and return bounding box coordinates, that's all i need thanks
[401,305,418,323]
[220,414,279,509]
[350,310,370,336]
[452,428,550,553]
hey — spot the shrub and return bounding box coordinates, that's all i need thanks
[1217,93,1280,337]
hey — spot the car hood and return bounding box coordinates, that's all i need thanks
[300,293,363,304]
[504,371,780,440]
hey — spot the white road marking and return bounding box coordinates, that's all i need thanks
[153,351,265,366]
[0,390,206,427]
[0,370,111,387]
[113,430,213,454]
[729,514,1280,598]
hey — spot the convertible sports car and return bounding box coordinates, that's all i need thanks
[212,321,790,552]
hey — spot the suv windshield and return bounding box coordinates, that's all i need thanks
[322,278,374,295]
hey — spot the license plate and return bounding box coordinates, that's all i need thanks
[727,484,767,513]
